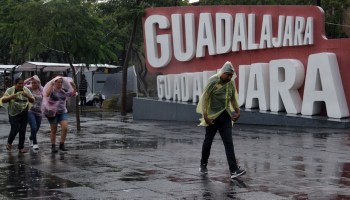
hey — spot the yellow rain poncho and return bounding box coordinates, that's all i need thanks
[0,86,33,116]
[196,61,239,126]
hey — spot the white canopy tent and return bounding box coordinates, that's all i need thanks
[0,65,20,92]
[76,64,121,72]
[0,65,18,73]
[15,61,122,94]
[16,61,121,73]
[16,61,72,72]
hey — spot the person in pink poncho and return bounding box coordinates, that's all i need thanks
[24,75,43,150]
[42,76,77,153]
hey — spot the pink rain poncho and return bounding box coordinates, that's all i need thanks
[24,75,43,91]
[25,75,44,116]
[41,76,77,117]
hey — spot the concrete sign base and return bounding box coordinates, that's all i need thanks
[133,97,350,129]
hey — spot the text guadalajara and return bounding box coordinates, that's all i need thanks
[145,13,314,68]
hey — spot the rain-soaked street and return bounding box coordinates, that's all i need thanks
[0,108,350,200]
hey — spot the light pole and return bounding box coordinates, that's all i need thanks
[316,0,321,6]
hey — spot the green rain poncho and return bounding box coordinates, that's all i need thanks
[196,61,239,126]
[0,86,33,116]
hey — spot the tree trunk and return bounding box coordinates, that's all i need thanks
[121,12,139,115]
[64,51,81,131]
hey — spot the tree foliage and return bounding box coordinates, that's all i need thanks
[0,0,119,65]
[198,0,350,38]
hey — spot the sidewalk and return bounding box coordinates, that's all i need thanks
[0,108,349,200]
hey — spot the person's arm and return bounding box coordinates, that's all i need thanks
[202,90,214,125]
[45,81,54,97]
[1,93,17,103]
[230,86,240,122]
[70,82,77,94]
[24,76,33,85]
[22,90,35,103]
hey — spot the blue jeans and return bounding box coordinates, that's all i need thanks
[28,111,42,144]
[200,111,238,173]
[8,110,28,149]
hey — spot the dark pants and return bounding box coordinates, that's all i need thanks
[7,110,28,150]
[28,111,42,144]
[200,111,238,172]
[80,91,86,106]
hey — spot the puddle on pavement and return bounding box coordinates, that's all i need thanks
[0,161,81,199]
[119,169,158,182]
[72,126,158,150]
[89,127,142,136]
[80,112,133,123]
[75,138,158,150]
[313,132,330,139]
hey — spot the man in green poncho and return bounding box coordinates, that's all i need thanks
[196,61,246,179]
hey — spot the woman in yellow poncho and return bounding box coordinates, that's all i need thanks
[197,61,246,179]
[0,77,34,153]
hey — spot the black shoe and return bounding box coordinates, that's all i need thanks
[230,167,246,179]
[199,164,208,174]
[59,143,68,151]
[51,145,58,153]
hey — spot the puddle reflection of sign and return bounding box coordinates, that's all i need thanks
[142,5,350,119]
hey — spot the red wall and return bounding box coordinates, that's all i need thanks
[142,5,350,110]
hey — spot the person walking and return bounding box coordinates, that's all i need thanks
[79,74,87,106]
[0,77,34,153]
[196,61,246,179]
[42,76,77,153]
[24,75,43,150]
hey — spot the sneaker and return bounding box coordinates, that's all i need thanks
[199,164,208,174]
[28,138,33,147]
[59,143,68,151]
[19,148,28,154]
[230,167,246,179]
[33,144,39,150]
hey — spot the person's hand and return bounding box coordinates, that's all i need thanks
[231,112,240,122]
[22,91,32,99]
[22,91,34,102]
[22,91,28,98]
[11,94,18,100]
[204,114,214,125]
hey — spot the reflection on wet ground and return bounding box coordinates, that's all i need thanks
[0,153,81,199]
[0,110,349,199]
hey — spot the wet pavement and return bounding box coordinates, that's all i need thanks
[0,108,350,200]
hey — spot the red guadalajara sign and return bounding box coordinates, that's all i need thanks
[142,5,350,119]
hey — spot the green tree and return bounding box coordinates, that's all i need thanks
[0,0,23,64]
[96,0,187,115]
[10,0,117,130]
[198,0,350,38]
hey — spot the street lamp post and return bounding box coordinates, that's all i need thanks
[316,0,321,6]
